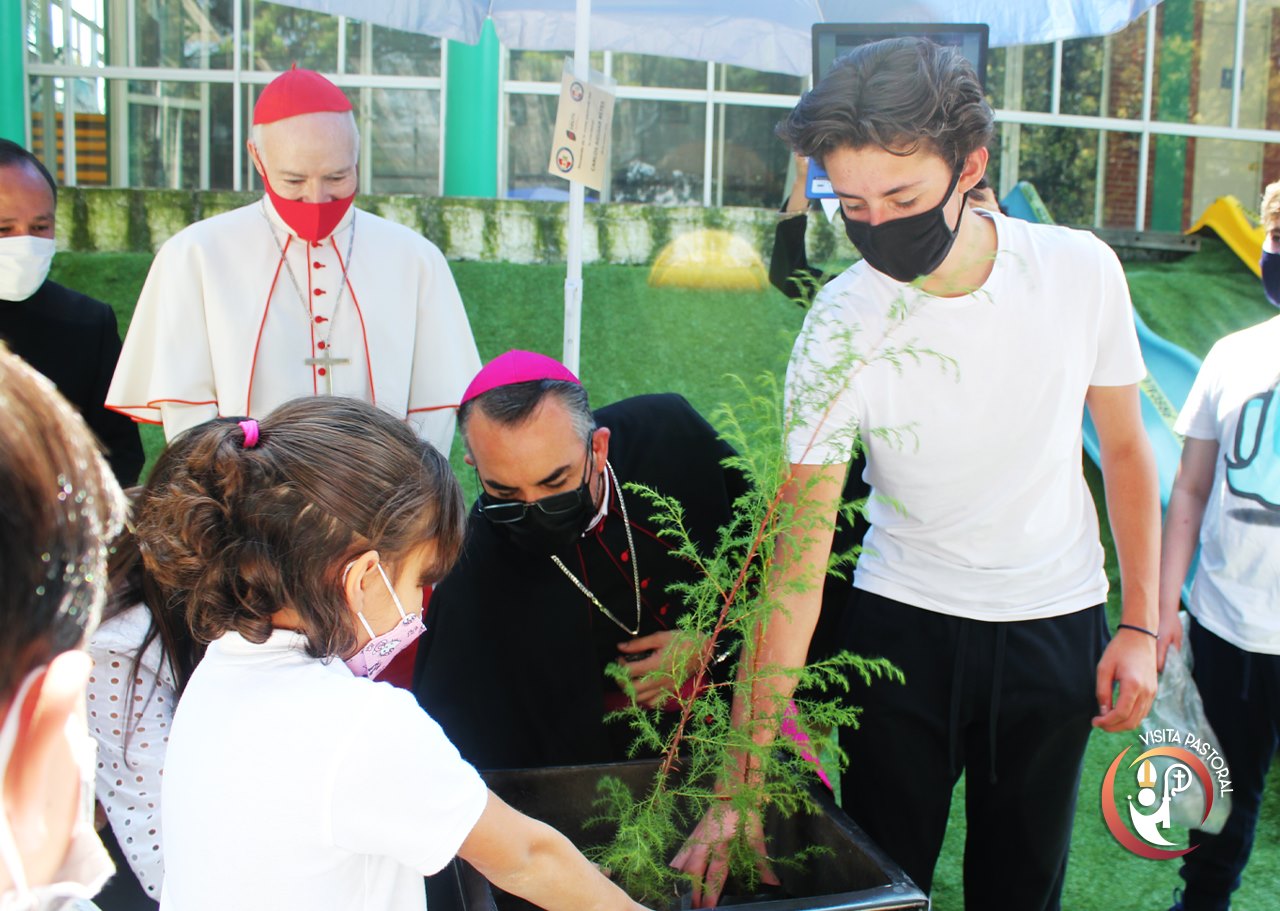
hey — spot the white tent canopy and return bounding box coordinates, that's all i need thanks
[280,0,1163,77]
[278,0,1165,371]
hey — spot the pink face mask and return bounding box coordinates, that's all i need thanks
[343,563,425,680]
[262,174,355,244]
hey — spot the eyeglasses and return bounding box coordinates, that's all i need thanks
[478,487,587,524]
[476,443,594,524]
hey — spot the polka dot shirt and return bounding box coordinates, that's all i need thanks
[87,602,177,900]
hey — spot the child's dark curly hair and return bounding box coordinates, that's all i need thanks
[136,396,465,660]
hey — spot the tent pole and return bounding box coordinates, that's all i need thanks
[562,0,591,375]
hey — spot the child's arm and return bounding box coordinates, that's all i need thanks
[458,790,648,911]
[1156,436,1219,670]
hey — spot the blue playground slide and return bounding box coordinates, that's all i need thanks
[1080,307,1202,509]
[1004,182,1203,600]
[1082,309,1202,604]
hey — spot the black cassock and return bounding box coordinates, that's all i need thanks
[0,280,144,485]
[413,393,747,769]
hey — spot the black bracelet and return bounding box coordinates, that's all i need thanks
[1116,622,1158,640]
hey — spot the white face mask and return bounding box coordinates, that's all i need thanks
[0,667,113,910]
[0,237,55,302]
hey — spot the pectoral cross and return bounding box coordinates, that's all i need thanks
[304,355,351,394]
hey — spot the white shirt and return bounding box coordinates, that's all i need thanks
[160,629,488,911]
[1175,313,1280,654]
[107,197,480,453]
[786,210,1145,621]
[87,603,177,901]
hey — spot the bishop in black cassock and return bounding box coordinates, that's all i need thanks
[413,388,747,770]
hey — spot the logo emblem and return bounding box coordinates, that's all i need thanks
[555,147,575,173]
[1101,745,1217,859]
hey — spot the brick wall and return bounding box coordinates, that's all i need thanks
[1103,17,1148,227]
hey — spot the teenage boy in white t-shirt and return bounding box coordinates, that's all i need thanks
[1156,181,1280,911]
[674,37,1160,911]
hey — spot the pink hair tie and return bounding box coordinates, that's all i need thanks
[239,419,260,448]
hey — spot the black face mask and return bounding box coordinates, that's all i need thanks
[477,449,599,556]
[841,168,966,283]
[1261,249,1280,309]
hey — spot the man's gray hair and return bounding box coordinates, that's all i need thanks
[458,380,595,453]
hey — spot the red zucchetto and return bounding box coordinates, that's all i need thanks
[252,65,352,125]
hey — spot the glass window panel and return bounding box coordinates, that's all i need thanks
[1103,13,1151,121]
[126,81,234,189]
[27,0,107,66]
[343,20,442,78]
[611,53,704,89]
[245,0,339,73]
[508,51,566,83]
[1188,137,1267,221]
[985,47,1006,109]
[505,93,559,195]
[611,99,705,204]
[713,103,792,208]
[1183,0,1236,128]
[28,74,110,185]
[361,88,442,194]
[1017,43,1054,114]
[1002,38,1110,118]
[1178,0,1278,129]
[991,124,1102,226]
[241,83,259,190]
[1059,37,1106,117]
[720,65,803,96]
[133,0,233,69]
[507,50,605,83]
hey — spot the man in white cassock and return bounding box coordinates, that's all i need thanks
[108,67,479,454]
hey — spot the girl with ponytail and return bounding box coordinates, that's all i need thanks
[140,396,646,911]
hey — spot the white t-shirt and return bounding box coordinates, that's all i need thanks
[160,629,488,911]
[786,210,1145,621]
[88,603,177,900]
[1175,313,1280,654]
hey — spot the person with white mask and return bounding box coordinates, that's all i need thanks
[0,344,126,910]
[0,140,144,485]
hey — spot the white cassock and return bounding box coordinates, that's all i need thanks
[107,196,480,454]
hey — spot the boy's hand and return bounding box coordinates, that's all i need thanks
[1092,629,1157,731]
[670,801,778,907]
[617,631,699,708]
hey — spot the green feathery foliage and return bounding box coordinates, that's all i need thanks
[586,366,904,906]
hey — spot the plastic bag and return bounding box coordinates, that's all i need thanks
[1140,612,1232,834]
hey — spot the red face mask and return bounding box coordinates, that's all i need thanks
[262,174,355,244]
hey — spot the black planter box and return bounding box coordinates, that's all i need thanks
[427,760,927,911]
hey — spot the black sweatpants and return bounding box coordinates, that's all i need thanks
[838,589,1109,911]
[1178,617,1280,911]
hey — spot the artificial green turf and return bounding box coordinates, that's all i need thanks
[47,235,1279,910]
[1126,237,1277,358]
